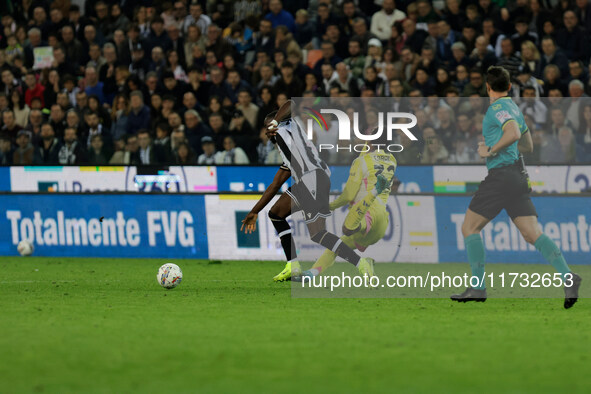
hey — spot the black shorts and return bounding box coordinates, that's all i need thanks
[286,170,331,223]
[469,162,538,220]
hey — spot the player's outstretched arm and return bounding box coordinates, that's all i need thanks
[517,129,533,153]
[274,99,292,123]
[241,168,291,234]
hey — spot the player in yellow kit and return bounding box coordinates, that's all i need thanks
[296,145,397,280]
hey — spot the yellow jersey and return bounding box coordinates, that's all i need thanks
[330,151,397,210]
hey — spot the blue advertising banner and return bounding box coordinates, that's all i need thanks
[0,167,10,191]
[435,196,591,264]
[0,195,209,258]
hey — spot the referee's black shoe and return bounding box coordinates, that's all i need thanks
[564,273,582,309]
[450,287,487,302]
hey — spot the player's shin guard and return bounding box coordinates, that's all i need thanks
[269,212,297,262]
[312,236,356,272]
[465,234,486,289]
[534,234,571,279]
[310,230,361,266]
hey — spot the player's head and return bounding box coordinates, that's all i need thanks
[486,66,511,95]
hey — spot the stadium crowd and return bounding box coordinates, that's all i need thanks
[0,0,590,166]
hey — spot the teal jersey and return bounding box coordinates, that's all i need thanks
[482,97,528,169]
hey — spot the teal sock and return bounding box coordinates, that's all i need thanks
[534,234,571,279]
[465,234,486,289]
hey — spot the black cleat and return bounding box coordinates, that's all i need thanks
[564,273,582,309]
[451,287,487,303]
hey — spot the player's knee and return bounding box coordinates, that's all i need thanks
[521,228,541,245]
[268,211,283,220]
[310,229,327,244]
[461,220,478,238]
[342,224,358,236]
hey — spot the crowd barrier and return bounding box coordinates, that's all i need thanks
[2,193,590,264]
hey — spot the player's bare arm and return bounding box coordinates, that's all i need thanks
[241,168,291,234]
[477,120,521,158]
[265,100,292,136]
[517,129,533,153]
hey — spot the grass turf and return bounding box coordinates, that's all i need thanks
[1,257,590,394]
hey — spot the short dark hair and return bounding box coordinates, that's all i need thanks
[486,66,511,92]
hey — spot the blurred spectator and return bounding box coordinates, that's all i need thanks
[59,127,88,164]
[110,94,130,141]
[23,109,43,143]
[574,0,591,29]
[84,111,112,149]
[24,72,45,108]
[449,137,473,163]
[137,129,157,165]
[215,135,250,164]
[396,132,422,164]
[556,11,589,63]
[566,80,587,130]
[198,136,217,164]
[519,86,548,125]
[344,39,366,80]
[10,90,31,127]
[421,127,449,164]
[576,103,591,162]
[294,10,314,48]
[256,126,282,164]
[175,141,197,164]
[88,134,113,165]
[127,91,151,134]
[568,60,589,87]
[511,17,539,51]
[471,35,497,72]
[34,123,62,164]
[538,36,569,79]
[453,64,469,92]
[463,68,487,97]
[1,109,20,140]
[0,134,13,165]
[402,18,429,55]
[370,0,406,41]
[109,133,139,165]
[13,130,35,165]
[49,104,67,139]
[513,64,543,98]
[265,0,295,33]
[184,110,213,155]
[1,69,23,96]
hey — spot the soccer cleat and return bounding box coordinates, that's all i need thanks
[291,269,318,282]
[273,261,301,282]
[450,287,487,302]
[564,273,582,309]
[357,257,375,278]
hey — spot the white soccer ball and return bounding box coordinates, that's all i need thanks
[157,263,183,289]
[17,240,34,256]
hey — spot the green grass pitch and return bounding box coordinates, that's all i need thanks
[1,257,590,393]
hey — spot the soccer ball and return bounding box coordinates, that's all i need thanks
[157,263,183,289]
[17,240,34,256]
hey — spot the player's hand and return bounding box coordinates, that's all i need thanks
[266,119,279,138]
[477,142,491,158]
[241,212,258,234]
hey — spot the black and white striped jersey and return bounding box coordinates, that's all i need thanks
[273,118,330,183]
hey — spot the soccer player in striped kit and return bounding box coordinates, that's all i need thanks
[241,100,376,282]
